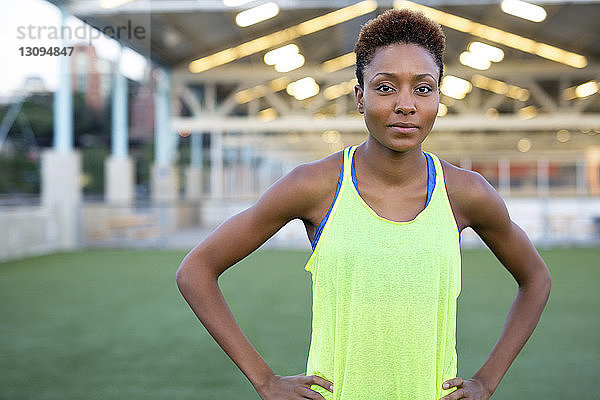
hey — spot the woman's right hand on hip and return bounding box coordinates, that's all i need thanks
[257,372,333,399]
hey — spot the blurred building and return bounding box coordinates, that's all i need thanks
[71,43,112,116]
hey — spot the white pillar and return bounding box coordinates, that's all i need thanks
[498,157,510,197]
[106,46,134,205]
[210,131,223,198]
[41,150,81,250]
[585,146,600,196]
[105,156,134,204]
[537,158,549,197]
[42,6,80,251]
[185,132,203,201]
[152,67,178,202]
[576,158,587,196]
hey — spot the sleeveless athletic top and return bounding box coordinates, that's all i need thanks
[304,144,461,400]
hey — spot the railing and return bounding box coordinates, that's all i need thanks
[1,196,599,262]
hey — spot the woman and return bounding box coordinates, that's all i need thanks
[176,8,551,400]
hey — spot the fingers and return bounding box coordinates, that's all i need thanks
[440,377,464,400]
[295,386,326,399]
[305,375,334,393]
[439,388,464,400]
[442,377,463,390]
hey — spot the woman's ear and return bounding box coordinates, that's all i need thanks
[354,84,364,114]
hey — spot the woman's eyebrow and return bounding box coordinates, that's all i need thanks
[369,72,436,82]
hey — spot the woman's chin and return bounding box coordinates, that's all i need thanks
[370,135,424,153]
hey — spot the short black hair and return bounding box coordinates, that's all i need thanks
[354,8,446,87]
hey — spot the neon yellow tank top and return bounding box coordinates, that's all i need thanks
[304,144,461,400]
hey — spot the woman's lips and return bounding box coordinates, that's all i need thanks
[388,125,418,134]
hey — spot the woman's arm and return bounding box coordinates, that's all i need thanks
[441,171,551,400]
[176,162,336,399]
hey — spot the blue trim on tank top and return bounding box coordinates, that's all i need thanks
[310,150,345,251]
[311,146,460,250]
[350,149,436,207]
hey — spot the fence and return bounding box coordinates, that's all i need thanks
[1,196,599,262]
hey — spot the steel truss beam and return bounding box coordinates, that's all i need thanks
[172,62,600,133]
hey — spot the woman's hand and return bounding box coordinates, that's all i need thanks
[440,377,491,400]
[257,372,334,399]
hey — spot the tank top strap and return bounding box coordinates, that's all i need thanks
[424,151,462,241]
[344,145,358,187]
[309,146,352,251]
[424,151,445,202]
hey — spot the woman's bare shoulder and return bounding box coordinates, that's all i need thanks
[295,150,344,189]
[254,149,344,222]
[288,149,344,207]
[439,157,507,230]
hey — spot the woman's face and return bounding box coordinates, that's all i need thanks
[354,43,440,153]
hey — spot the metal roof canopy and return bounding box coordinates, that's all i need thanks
[47,0,600,70]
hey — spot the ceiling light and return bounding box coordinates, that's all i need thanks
[235,85,266,104]
[485,108,499,119]
[287,77,320,100]
[322,130,341,144]
[517,138,532,152]
[234,78,291,104]
[189,1,377,73]
[518,105,537,119]
[459,51,491,70]
[269,77,290,92]
[501,0,547,23]
[575,81,599,98]
[471,74,530,101]
[440,76,472,100]
[556,129,570,143]
[394,0,586,68]
[258,107,277,122]
[223,0,254,7]
[274,53,305,72]
[264,44,300,65]
[235,2,279,27]
[323,79,357,100]
[468,42,504,62]
[437,103,448,117]
[322,52,355,72]
[508,86,530,101]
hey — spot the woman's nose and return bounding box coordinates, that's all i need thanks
[393,92,416,115]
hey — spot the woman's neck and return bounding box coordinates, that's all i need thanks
[356,137,427,188]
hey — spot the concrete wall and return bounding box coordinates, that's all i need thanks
[0,207,60,262]
[1,197,599,262]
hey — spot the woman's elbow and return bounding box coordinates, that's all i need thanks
[176,256,203,290]
[529,264,551,300]
[175,253,215,291]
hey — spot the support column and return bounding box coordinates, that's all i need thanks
[537,158,549,197]
[106,46,134,205]
[258,155,270,193]
[241,145,252,197]
[537,158,550,243]
[41,6,81,250]
[576,158,587,196]
[151,67,179,202]
[185,132,203,200]
[498,157,510,197]
[585,146,600,196]
[210,130,223,198]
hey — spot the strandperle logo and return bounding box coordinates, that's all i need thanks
[16,19,147,44]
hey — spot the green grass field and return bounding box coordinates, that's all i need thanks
[1,247,598,399]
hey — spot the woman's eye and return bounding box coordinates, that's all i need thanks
[416,86,433,94]
[376,84,393,93]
